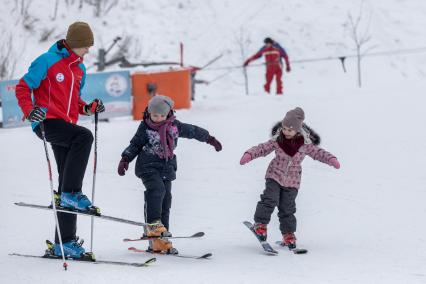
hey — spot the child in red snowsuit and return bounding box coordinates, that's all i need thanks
[244,37,291,95]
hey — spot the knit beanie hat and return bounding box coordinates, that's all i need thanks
[148,95,174,116]
[282,107,305,132]
[66,22,94,48]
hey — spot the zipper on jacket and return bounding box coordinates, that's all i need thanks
[283,159,293,177]
[66,58,80,117]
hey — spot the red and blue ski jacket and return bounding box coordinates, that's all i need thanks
[16,40,88,127]
[245,43,290,68]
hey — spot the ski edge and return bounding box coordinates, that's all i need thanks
[14,202,147,227]
[274,241,308,254]
[123,231,205,242]
[243,221,278,255]
[128,247,212,259]
[9,252,156,267]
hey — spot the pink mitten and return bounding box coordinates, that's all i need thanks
[239,153,252,165]
[329,158,340,169]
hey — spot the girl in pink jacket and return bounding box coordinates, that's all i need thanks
[239,107,340,249]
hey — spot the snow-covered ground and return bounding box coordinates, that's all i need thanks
[1,0,426,283]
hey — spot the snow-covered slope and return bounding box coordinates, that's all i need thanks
[1,1,426,283]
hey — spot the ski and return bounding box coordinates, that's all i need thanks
[9,253,156,267]
[15,202,147,227]
[128,247,212,259]
[123,232,205,242]
[243,221,278,255]
[275,241,308,254]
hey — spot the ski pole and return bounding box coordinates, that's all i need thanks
[40,122,68,270]
[90,112,98,252]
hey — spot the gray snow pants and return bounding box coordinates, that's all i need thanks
[254,178,298,234]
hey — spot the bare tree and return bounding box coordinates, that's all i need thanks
[50,0,59,20]
[345,1,374,87]
[0,36,18,80]
[22,16,39,32]
[18,0,33,16]
[85,0,118,17]
[234,28,252,95]
[40,28,56,42]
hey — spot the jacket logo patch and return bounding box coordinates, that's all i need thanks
[56,73,65,82]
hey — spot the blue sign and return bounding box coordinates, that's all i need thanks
[0,79,29,128]
[0,71,132,128]
[81,71,132,120]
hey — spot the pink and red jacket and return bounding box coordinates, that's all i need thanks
[15,40,88,127]
[245,139,336,189]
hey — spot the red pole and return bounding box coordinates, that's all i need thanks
[180,42,184,67]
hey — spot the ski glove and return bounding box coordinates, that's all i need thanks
[117,156,129,176]
[329,157,340,169]
[27,107,46,122]
[206,136,222,152]
[286,65,291,72]
[239,153,252,165]
[84,99,105,115]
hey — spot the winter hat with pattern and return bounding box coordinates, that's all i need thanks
[282,107,305,132]
[66,22,94,49]
[148,95,174,116]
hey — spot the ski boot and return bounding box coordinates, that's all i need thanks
[145,220,172,237]
[46,237,88,259]
[60,192,93,212]
[53,190,60,206]
[252,223,267,241]
[282,232,297,249]
[148,239,178,255]
[145,221,177,254]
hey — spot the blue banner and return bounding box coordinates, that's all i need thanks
[0,71,132,128]
[81,71,132,120]
[0,80,29,128]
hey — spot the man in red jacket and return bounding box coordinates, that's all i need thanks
[244,37,291,95]
[15,22,104,258]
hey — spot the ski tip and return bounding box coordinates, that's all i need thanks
[275,241,308,254]
[198,253,213,259]
[145,257,156,265]
[293,249,308,254]
[263,247,278,255]
[192,232,205,238]
[243,221,252,226]
[128,247,145,253]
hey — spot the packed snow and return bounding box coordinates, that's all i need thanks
[1,0,426,283]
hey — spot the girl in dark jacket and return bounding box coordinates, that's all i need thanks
[117,95,222,254]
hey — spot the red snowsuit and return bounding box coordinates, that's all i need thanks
[244,43,290,94]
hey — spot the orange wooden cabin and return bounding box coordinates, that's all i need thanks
[132,68,191,120]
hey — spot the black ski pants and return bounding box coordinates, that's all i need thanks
[141,173,172,230]
[35,119,93,243]
[254,178,298,234]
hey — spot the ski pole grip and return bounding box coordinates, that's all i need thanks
[90,100,98,114]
